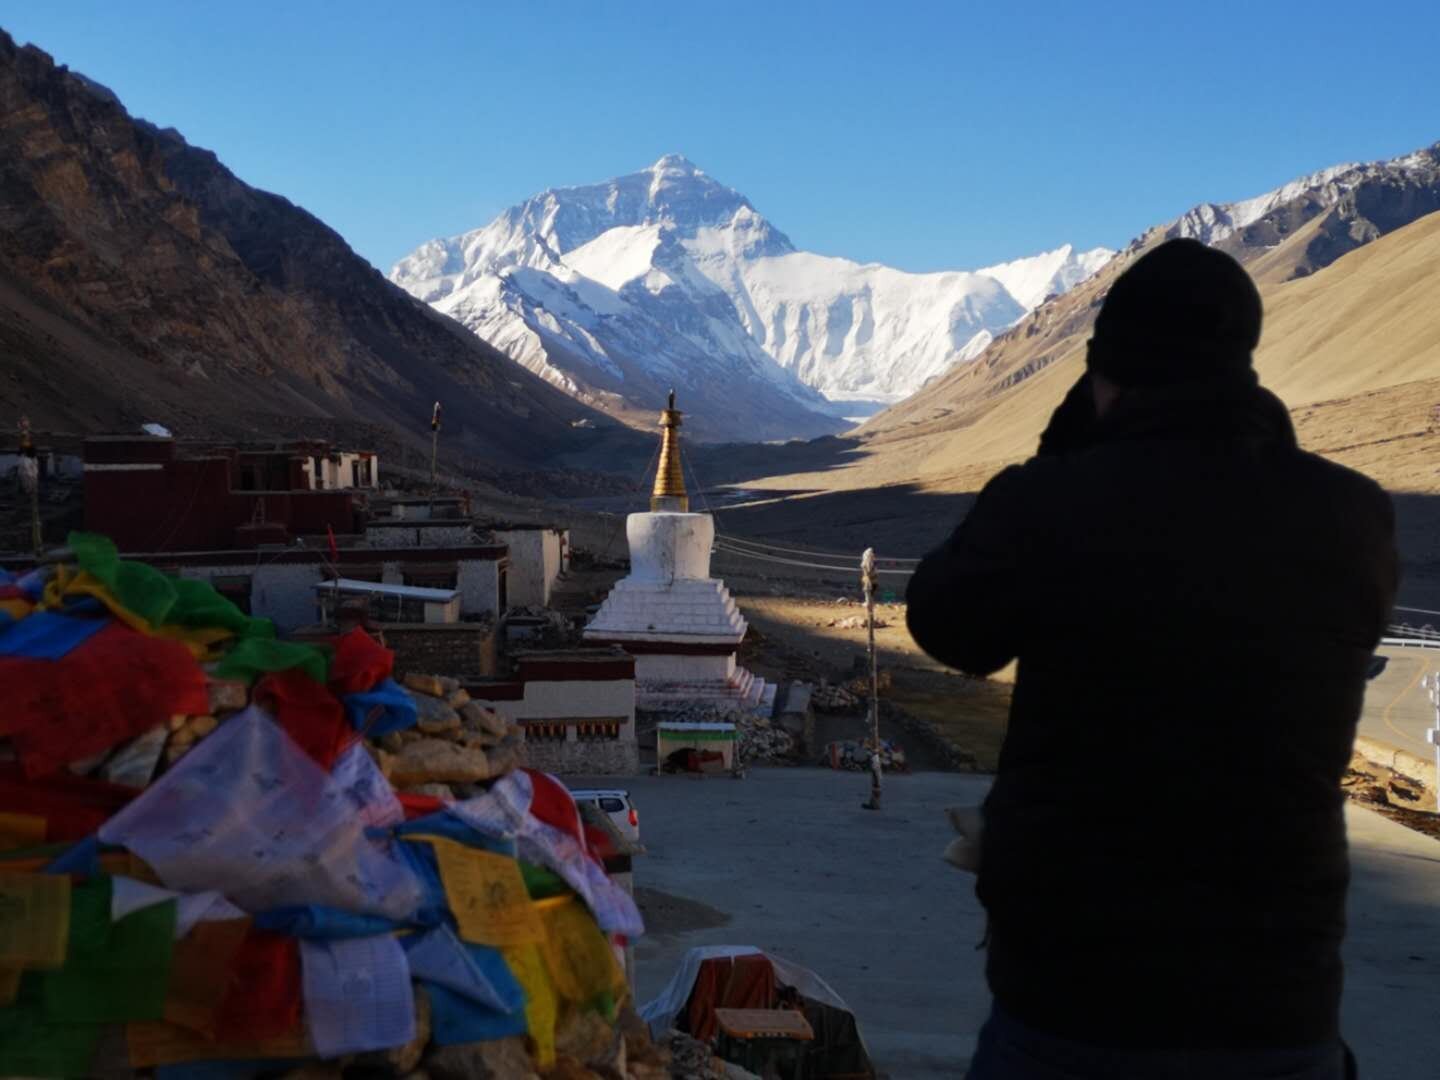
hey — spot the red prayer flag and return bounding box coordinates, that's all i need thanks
[0,765,137,843]
[0,623,208,778]
[213,928,304,1043]
[253,668,353,770]
[327,627,394,698]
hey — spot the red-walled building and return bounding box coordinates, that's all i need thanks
[82,436,377,553]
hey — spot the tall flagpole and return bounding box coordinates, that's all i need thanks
[429,401,441,510]
[861,547,882,811]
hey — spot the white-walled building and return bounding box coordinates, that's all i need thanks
[491,525,569,608]
[467,649,638,775]
[114,544,508,633]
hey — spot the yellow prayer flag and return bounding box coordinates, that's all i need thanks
[0,597,32,621]
[0,812,46,852]
[502,942,558,1068]
[413,834,545,947]
[0,871,71,969]
[536,895,625,1005]
[0,965,21,1005]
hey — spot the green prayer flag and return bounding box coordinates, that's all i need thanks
[0,972,103,1078]
[67,532,284,644]
[40,876,177,1023]
[213,634,331,685]
[519,861,571,900]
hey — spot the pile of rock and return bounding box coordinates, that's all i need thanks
[812,682,862,712]
[667,702,796,764]
[368,672,526,797]
[825,614,888,630]
[822,738,908,772]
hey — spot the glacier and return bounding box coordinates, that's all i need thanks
[391,154,1113,441]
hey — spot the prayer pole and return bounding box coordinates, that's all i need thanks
[429,401,442,509]
[18,416,40,554]
[1426,673,1440,813]
[861,547,882,811]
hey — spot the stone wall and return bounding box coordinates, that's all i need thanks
[382,622,498,679]
[522,738,639,776]
[457,558,502,618]
[364,522,473,549]
[471,672,638,777]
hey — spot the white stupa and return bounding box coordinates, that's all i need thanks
[584,393,774,714]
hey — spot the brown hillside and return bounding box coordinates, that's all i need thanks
[0,32,645,473]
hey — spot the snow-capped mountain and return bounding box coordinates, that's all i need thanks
[1168,146,1440,247]
[979,244,1115,311]
[391,155,1112,441]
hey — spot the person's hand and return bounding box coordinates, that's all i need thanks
[942,804,984,872]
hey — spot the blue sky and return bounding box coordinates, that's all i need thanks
[8,2,1439,274]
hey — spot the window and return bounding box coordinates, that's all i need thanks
[211,575,253,615]
[598,798,625,814]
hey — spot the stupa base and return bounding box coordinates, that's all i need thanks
[636,665,776,717]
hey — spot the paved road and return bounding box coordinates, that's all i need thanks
[1360,645,1439,752]
[574,768,1440,1079]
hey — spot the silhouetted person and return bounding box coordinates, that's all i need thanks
[907,239,1397,1079]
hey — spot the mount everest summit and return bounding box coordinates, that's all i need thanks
[390,155,1111,442]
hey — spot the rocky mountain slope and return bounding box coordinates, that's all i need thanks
[851,142,1440,474]
[391,156,1110,441]
[0,32,638,473]
[707,142,1440,566]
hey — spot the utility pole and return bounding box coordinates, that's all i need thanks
[1425,672,1440,813]
[429,401,442,511]
[861,547,882,811]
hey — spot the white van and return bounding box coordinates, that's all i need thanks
[568,788,639,844]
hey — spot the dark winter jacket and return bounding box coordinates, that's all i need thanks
[907,371,1398,1048]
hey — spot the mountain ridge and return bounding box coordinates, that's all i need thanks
[392,156,1112,440]
[0,31,640,475]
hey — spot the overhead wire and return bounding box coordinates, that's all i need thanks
[711,540,915,576]
[716,532,920,564]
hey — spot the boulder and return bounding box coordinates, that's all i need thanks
[366,743,396,781]
[446,688,471,708]
[539,1058,599,1080]
[424,1036,538,1080]
[186,714,219,738]
[402,673,446,698]
[459,702,508,738]
[484,733,525,776]
[206,679,249,713]
[101,726,168,789]
[389,738,491,787]
[555,1007,613,1064]
[412,693,461,735]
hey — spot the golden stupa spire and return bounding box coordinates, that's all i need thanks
[651,389,689,512]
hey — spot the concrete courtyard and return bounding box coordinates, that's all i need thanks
[571,768,1440,1079]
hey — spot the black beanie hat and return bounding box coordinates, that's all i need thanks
[1086,237,1262,387]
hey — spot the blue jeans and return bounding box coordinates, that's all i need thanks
[966,1005,1354,1080]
